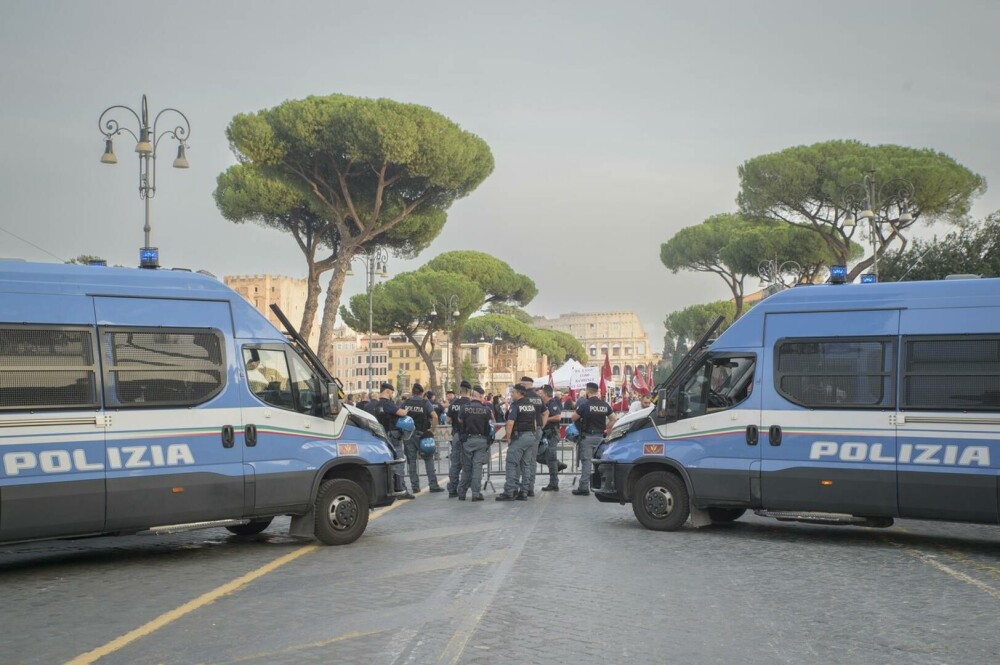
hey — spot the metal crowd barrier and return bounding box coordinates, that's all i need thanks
[410,424,583,492]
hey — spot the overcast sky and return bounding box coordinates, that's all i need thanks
[1,0,998,351]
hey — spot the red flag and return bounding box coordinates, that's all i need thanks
[566,387,576,403]
[633,367,650,395]
[600,354,612,400]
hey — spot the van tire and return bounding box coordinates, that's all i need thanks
[707,508,746,524]
[226,518,273,536]
[631,471,689,531]
[314,478,369,545]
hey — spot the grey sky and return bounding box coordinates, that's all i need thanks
[1,0,998,352]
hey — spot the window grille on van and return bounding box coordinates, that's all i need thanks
[0,327,99,410]
[101,328,226,408]
[902,336,1000,411]
[774,337,895,409]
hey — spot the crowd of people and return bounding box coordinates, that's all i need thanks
[346,376,618,502]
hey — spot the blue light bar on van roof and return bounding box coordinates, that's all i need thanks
[829,265,847,284]
[139,247,159,269]
[87,259,107,267]
[861,273,877,284]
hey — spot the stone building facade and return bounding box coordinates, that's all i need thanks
[532,311,659,381]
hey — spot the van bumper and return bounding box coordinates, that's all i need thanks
[370,460,406,508]
[592,460,632,504]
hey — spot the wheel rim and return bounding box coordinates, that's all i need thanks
[644,485,674,519]
[328,494,359,531]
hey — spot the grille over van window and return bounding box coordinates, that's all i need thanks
[102,328,225,407]
[0,327,99,410]
[903,337,1000,410]
[775,338,895,408]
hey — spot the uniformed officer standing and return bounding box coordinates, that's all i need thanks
[456,385,494,501]
[401,383,444,494]
[570,382,616,496]
[541,385,566,491]
[497,383,539,501]
[446,381,472,497]
[519,377,547,498]
[371,382,415,499]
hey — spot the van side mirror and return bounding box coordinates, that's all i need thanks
[656,387,680,422]
[326,380,342,416]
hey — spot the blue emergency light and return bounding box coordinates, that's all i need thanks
[861,273,877,284]
[87,259,107,267]
[829,265,847,284]
[139,247,159,269]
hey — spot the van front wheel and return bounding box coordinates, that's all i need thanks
[314,479,369,545]
[631,471,689,531]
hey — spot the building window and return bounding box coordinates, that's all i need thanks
[589,345,597,357]
[612,365,621,377]
[638,343,645,356]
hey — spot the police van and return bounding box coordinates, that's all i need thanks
[593,278,1000,532]
[0,261,404,546]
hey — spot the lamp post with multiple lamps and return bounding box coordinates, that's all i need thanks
[430,295,460,393]
[347,248,389,392]
[478,324,504,392]
[758,259,803,297]
[840,168,915,282]
[98,94,190,269]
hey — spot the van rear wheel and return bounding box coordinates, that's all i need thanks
[226,518,273,536]
[631,471,689,531]
[314,478,369,545]
[707,508,746,524]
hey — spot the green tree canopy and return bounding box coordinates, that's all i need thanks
[462,314,567,366]
[460,358,479,386]
[484,302,534,325]
[664,300,736,354]
[339,269,483,391]
[225,94,494,364]
[738,140,986,280]
[422,251,537,386]
[67,255,106,265]
[878,211,1000,282]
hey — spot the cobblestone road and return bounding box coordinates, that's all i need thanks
[1,466,998,664]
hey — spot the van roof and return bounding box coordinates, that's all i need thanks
[0,260,230,298]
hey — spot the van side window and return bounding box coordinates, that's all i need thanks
[244,348,295,410]
[102,328,226,408]
[775,337,895,409]
[902,335,1000,411]
[0,326,99,411]
[678,355,756,420]
[288,352,323,416]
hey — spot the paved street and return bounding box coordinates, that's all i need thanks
[1,467,998,665]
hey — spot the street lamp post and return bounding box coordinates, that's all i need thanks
[430,295,460,393]
[352,248,389,392]
[98,94,191,268]
[841,168,915,282]
[758,259,803,296]
[479,324,503,391]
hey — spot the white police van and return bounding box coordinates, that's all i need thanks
[593,277,1000,531]
[0,261,404,546]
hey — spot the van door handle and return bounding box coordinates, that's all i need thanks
[746,425,759,446]
[768,425,782,446]
[245,424,258,447]
[221,425,235,448]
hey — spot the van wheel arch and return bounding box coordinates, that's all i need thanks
[624,458,695,504]
[312,459,375,507]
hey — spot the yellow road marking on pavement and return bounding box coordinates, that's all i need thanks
[888,527,1000,601]
[65,491,423,665]
[224,628,390,663]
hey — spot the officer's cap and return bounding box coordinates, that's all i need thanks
[473,385,485,395]
[380,382,395,392]
[519,376,534,384]
[512,383,526,395]
[586,381,599,391]
[411,383,424,394]
[460,380,472,390]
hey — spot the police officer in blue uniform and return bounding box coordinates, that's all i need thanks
[570,382,616,496]
[456,385,494,502]
[497,383,539,501]
[519,377,547,498]
[446,381,472,497]
[401,383,443,494]
[371,382,415,499]
[541,384,566,491]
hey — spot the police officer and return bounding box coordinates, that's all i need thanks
[456,385,493,501]
[497,383,538,501]
[446,381,472,497]
[540,385,566,491]
[401,383,444,494]
[519,376,547,498]
[370,382,415,499]
[570,382,616,496]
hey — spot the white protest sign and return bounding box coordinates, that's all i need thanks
[569,366,601,390]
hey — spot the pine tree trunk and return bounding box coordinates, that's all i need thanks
[317,254,354,368]
[300,261,323,347]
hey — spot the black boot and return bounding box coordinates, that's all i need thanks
[542,484,559,492]
[515,491,528,501]
[471,493,484,502]
[448,490,458,498]
[571,488,590,496]
[526,489,535,497]
[495,493,515,501]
